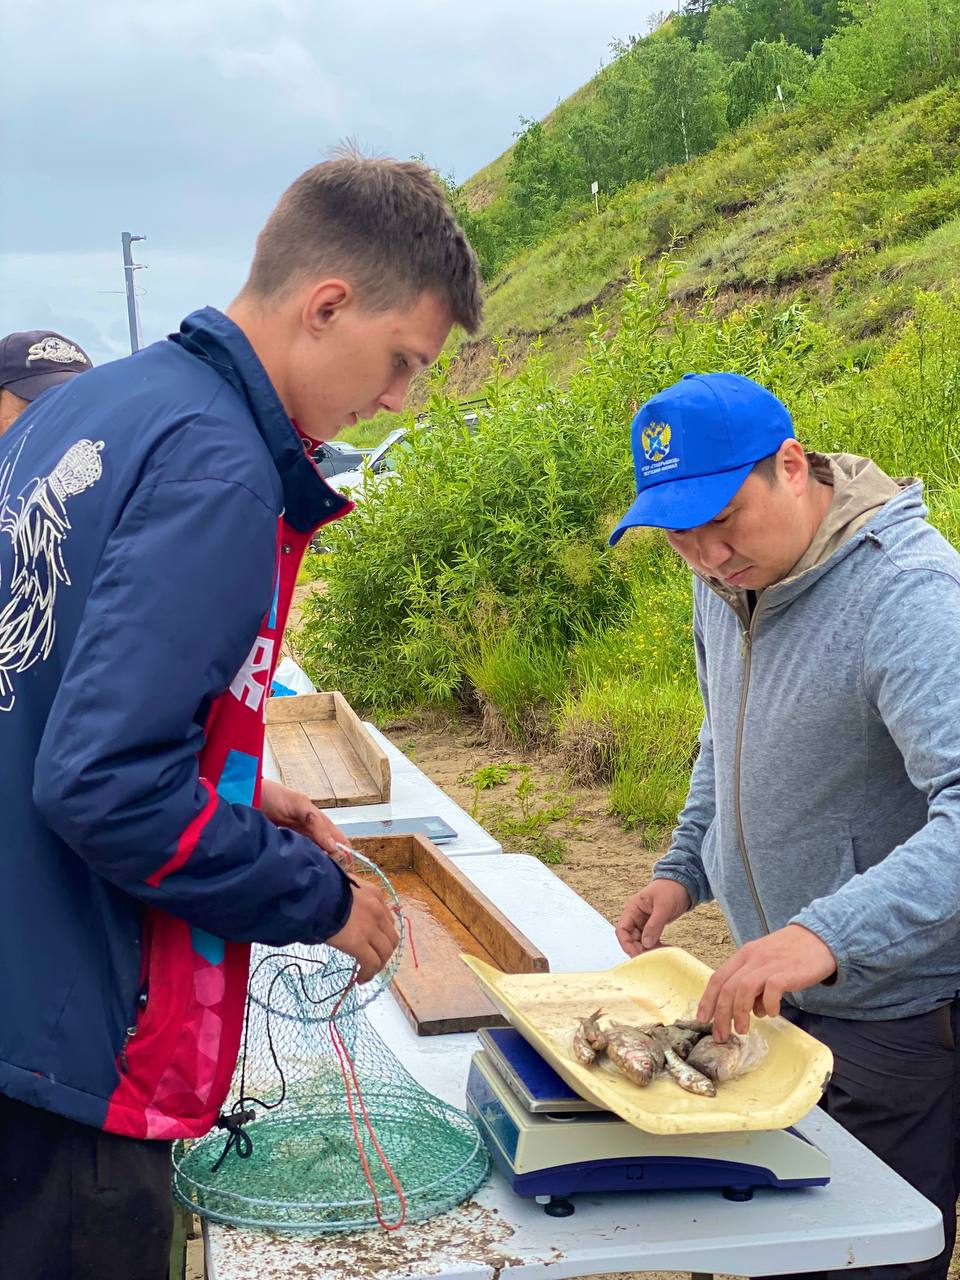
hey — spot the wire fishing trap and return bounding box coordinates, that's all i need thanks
[172,850,490,1233]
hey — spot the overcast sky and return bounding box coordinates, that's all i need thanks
[0,1,662,366]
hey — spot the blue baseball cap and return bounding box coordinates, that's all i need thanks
[609,372,794,543]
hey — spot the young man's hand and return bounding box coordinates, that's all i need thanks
[327,881,399,983]
[259,778,350,860]
[616,879,692,955]
[697,924,837,1040]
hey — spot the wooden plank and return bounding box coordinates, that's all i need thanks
[301,719,382,806]
[387,868,507,1035]
[332,692,391,803]
[265,690,390,806]
[265,721,335,804]
[266,691,335,724]
[409,835,549,976]
[349,835,548,1035]
[348,834,416,873]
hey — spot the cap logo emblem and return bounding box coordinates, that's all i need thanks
[641,421,671,463]
[25,337,87,366]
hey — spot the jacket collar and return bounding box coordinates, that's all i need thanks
[170,307,352,532]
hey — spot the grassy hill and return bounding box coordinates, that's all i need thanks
[437,84,960,404]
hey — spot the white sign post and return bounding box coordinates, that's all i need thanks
[591,179,600,215]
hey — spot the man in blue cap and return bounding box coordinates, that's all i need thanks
[613,372,960,1280]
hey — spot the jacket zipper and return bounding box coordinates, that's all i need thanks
[734,607,771,935]
[119,987,148,1074]
[119,1025,137,1074]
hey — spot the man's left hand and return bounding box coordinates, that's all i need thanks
[260,778,350,862]
[697,924,837,1041]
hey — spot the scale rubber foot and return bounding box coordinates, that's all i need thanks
[723,1186,754,1202]
[543,1196,575,1217]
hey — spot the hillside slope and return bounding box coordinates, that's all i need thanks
[439,83,960,403]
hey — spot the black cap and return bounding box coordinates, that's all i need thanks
[0,330,93,402]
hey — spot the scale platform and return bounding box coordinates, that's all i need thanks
[466,1027,830,1215]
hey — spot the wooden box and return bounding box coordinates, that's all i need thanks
[266,692,391,809]
[351,833,549,1035]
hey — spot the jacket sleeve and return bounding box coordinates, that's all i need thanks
[33,466,351,947]
[653,584,715,907]
[792,566,960,973]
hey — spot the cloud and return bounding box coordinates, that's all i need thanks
[215,38,350,120]
[1,0,662,346]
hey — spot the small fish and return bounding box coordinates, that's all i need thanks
[662,1045,717,1097]
[674,1018,714,1035]
[604,1023,665,1086]
[687,1031,768,1082]
[572,1009,607,1066]
[643,1023,703,1058]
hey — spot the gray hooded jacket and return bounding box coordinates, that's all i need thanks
[654,455,960,1019]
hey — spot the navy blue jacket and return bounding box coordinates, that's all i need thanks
[0,308,354,1136]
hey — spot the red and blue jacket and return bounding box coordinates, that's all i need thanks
[0,307,354,1138]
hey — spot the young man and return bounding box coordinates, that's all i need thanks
[0,329,93,434]
[0,155,482,1280]
[613,372,960,1280]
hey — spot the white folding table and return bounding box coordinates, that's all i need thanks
[262,721,503,858]
[203,856,944,1280]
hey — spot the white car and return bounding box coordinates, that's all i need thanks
[327,427,415,500]
[329,407,485,501]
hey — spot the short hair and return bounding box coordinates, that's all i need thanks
[752,452,779,483]
[242,153,483,333]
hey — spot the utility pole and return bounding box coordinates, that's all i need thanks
[121,232,146,353]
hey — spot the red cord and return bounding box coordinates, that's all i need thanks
[329,965,408,1231]
[404,916,419,969]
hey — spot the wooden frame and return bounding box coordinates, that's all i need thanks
[265,692,391,809]
[351,833,549,1035]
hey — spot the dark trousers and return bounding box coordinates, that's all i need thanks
[756,1001,960,1280]
[0,1092,173,1280]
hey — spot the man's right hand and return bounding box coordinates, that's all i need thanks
[327,879,399,983]
[616,879,691,956]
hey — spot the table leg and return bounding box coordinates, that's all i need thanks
[169,1202,195,1280]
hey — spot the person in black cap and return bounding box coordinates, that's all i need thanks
[0,330,93,435]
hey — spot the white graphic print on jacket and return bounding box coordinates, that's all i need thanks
[0,437,104,712]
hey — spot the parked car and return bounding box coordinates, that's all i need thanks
[310,438,371,479]
[328,401,489,501]
[326,427,412,499]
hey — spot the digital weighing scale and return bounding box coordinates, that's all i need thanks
[466,1027,830,1216]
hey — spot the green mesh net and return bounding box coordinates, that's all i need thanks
[172,854,490,1233]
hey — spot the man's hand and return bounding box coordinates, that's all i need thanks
[260,778,349,860]
[260,779,398,982]
[697,924,837,1040]
[616,879,692,955]
[327,880,399,984]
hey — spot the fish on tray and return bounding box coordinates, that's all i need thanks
[570,1011,766,1096]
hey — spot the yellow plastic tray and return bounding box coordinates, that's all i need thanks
[462,949,833,1135]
